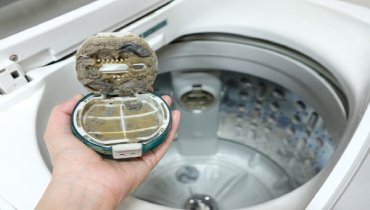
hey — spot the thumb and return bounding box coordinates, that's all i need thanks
[44,94,86,155]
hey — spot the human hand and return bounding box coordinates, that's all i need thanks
[36,91,181,210]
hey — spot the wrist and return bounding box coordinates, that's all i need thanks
[36,174,119,210]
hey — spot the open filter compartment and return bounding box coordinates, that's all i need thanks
[72,92,170,145]
[71,92,171,158]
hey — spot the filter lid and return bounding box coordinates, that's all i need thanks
[75,32,158,95]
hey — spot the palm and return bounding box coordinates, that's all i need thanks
[44,93,180,205]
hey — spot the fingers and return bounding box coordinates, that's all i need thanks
[152,110,180,158]
[44,94,85,154]
[161,95,172,107]
[58,94,84,115]
[147,86,171,107]
[45,94,84,138]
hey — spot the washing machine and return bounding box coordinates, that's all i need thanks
[1,0,370,209]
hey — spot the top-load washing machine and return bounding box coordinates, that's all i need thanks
[1,0,370,209]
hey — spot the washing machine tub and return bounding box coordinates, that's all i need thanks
[131,34,345,209]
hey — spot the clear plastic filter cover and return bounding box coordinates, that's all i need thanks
[71,33,171,159]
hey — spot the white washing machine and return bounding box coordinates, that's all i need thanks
[1,0,370,209]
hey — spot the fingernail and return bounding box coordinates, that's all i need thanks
[73,94,84,99]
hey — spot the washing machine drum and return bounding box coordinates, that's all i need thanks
[131,34,344,210]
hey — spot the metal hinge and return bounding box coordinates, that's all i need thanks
[0,60,28,95]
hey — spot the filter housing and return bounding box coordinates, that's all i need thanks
[71,32,171,159]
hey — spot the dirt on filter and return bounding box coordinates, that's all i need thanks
[75,34,158,95]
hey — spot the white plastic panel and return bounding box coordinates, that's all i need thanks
[0,58,87,210]
[113,143,142,159]
[0,0,96,39]
[341,0,370,8]
[0,196,15,210]
[334,130,370,210]
[0,60,28,94]
[0,0,170,72]
[317,102,370,210]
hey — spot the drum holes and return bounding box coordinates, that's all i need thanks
[308,112,318,129]
[296,101,306,111]
[257,83,267,99]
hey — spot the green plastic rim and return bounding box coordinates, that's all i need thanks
[71,91,172,157]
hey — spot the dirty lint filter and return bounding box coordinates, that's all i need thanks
[71,32,171,159]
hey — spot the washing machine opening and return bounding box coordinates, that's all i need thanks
[131,34,346,210]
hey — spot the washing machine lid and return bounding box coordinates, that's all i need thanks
[0,0,170,73]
